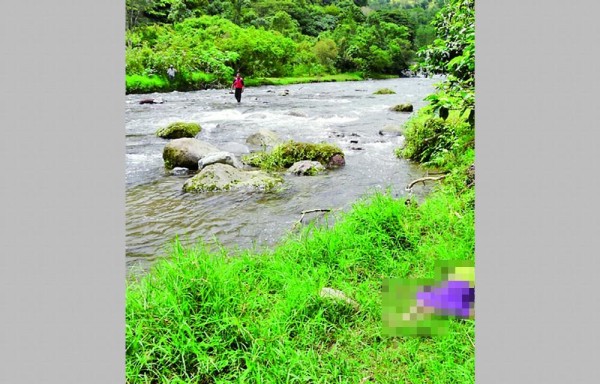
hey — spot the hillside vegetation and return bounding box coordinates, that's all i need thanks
[126,0,444,92]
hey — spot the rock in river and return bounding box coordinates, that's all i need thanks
[156,121,201,139]
[287,161,325,176]
[183,163,283,193]
[246,129,282,147]
[198,151,244,170]
[162,138,219,170]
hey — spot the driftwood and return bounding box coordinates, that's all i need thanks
[406,175,447,190]
[294,209,333,228]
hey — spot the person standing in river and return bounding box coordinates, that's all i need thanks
[232,72,244,103]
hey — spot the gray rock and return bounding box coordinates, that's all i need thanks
[287,110,307,117]
[162,138,220,170]
[319,287,359,309]
[378,127,404,137]
[287,160,326,176]
[170,167,189,176]
[198,151,244,170]
[390,103,413,112]
[327,154,346,168]
[183,163,283,193]
[246,129,282,147]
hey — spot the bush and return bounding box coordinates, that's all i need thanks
[399,109,473,168]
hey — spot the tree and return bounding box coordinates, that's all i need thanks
[126,0,156,29]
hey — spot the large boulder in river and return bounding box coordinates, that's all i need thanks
[162,138,220,170]
[390,103,413,112]
[246,129,282,147]
[198,151,244,170]
[156,122,201,139]
[288,161,326,176]
[183,163,283,193]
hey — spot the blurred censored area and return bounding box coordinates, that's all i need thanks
[382,261,475,336]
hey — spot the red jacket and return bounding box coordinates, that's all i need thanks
[233,77,244,89]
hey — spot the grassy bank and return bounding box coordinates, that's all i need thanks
[126,155,475,382]
[125,72,404,94]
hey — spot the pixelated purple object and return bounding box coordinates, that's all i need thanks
[416,280,474,317]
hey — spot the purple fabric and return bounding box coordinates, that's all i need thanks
[416,280,474,317]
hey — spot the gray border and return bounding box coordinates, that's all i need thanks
[477,0,600,382]
[3,1,600,383]
[0,2,124,383]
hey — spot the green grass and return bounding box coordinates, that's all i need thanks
[244,72,365,87]
[126,74,169,94]
[126,72,400,94]
[126,72,218,94]
[126,168,475,382]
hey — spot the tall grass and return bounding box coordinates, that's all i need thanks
[126,168,475,383]
[126,72,218,94]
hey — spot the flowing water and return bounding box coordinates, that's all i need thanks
[126,77,439,275]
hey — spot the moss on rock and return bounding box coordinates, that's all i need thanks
[242,141,345,171]
[156,122,201,139]
[373,88,396,95]
[182,163,283,193]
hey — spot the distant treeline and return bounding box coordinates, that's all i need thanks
[125,0,444,92]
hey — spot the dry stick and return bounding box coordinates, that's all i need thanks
[407,175,447,190]
[296,209,333,226]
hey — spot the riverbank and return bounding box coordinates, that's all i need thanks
[126,148,475,382]
[125,72,403,94]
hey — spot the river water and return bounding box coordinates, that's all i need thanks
[126,77,439,275]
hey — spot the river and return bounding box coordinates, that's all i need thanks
[126,77,439,275]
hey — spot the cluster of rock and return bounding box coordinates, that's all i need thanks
[158,126,345,193]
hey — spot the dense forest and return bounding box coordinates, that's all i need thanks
[125,0,445,92]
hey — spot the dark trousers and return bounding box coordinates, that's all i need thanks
[234,88,242,102]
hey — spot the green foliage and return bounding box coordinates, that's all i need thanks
[242,141,344,170]
[313,38,339,70]
[125,0,443,92]
[416,0,474,114]
[398,0,475,171]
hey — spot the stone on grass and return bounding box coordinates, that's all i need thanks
[319,287,359,310]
